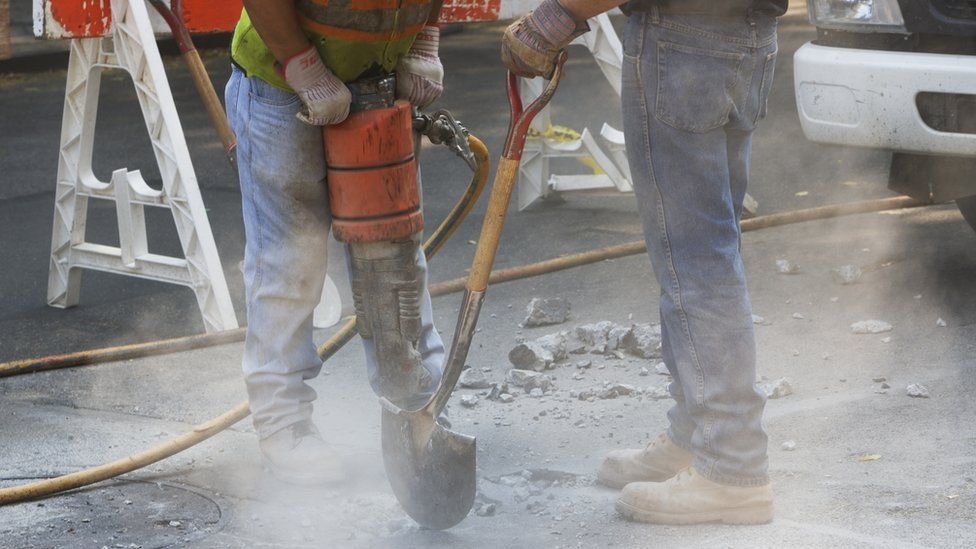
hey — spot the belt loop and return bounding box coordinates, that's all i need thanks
[649,5,660,24]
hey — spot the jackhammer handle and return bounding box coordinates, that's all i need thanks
[468,53,568,291]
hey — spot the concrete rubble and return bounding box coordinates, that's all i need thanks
[761,377,794,399]
[775,259,801,274]
[906,383,930,398]
[831,264,863,285]
[459,367,492,389]
[522,297,571,327]
[850,319,893,334]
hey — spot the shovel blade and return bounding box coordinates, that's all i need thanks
[381,407,476,530]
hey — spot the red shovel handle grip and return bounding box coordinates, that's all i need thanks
[502,50,569,161]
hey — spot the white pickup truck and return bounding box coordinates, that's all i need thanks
[794,0,976,233]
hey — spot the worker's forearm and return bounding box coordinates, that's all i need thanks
[242,0,310,64]
[558,0,627,21]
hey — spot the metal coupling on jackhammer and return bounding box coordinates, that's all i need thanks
[413,109,478,172]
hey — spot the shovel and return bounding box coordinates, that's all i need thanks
[380,52,570,530]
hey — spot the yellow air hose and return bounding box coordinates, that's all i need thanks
[0,160,927,505]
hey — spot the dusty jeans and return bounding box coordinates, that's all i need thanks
[621,9,777,486]
[225,66,445,439]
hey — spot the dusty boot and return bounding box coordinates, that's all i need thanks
[259,421,345,485]
[597,433,694,489]
[616,467,773,525]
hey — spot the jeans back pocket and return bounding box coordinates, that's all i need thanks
[654,42,745,133]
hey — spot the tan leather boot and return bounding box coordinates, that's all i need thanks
[597,433,694,489]
[259,421,345,485]
[616,467,773,525]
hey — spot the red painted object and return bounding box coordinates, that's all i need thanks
[324,100,423,244]
[37,0,509,39]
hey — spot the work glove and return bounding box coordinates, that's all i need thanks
[501,0,589,79]
[396,25,445,108]
[279,45,352,126]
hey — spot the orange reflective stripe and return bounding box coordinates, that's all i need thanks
[299,17,425,42]
[296,0,432,38]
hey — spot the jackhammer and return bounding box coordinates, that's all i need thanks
[323,75,476,408]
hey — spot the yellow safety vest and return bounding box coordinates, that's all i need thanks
[232,0,435,89]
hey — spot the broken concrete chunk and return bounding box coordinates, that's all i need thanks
[535,331,571,361]
[529,388,544,398]
[644,386,671,401]
[775,259,800,274]
[622,323,663,359]
[655,362,670,376]
[508,341,554,371]
[487,383,509,401]
[906,383,930,398]
[936,318,948,328]
[762,378,793,399]
[460,395,479,408]
[850,320,893,334]
[523,297,571,327]
[781,440,797,451]
[498,393,515,403]
[598,383,636,400]
[505,369,554,393]
[576,360,592,369]
[639,367,649,377]
[459,368,491,389]
[832,264,863,285]
[607,325,631,352]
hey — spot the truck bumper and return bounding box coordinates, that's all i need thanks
[794,43,976,157]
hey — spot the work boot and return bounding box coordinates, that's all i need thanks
[597,433,694,489]
[615,467,773,525]
[259,421,345,485]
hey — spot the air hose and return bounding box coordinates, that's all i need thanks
[0,184,926,503]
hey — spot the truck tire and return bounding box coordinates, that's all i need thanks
[958,196,976,234]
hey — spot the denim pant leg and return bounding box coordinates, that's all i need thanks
[621,13,773,486]
[227,68,445,437]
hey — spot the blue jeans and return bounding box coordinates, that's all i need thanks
[225,67,445,439]
[621,9,778,486]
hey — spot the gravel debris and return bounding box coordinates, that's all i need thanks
[906,384,930,398]
[508,341,554,371]
[936,318,948,328]
[775,259,800,274]
[792,312,806,320]
[831,264,863,285]
[644,386,671,401]
[851,320,893,334]
[762,378,794,399]
[752,314,771,326]
[498,393,515,403]
[459,368,491,389]
[781,440,797,451]
[639,367,649,377]
[622,323,663,359]
[523,298,571,327]
[655,362,670,376]
[505,369,554,393]
[460,395,479,408]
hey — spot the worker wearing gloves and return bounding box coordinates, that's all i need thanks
[225,0,446,484]
[502,0,785,525]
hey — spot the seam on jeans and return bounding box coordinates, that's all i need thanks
[651,17,758,47]
[623,12,647,62]
[242,78,267,362]
[752,49,778,126]
[642,47,713,460]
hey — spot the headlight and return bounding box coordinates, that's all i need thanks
[808,0,907,33]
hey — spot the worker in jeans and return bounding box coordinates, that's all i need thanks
[225,0,446,484]
[502,0,785,524]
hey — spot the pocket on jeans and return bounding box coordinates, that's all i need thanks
[248,76,301,109]
[754,49,778,124]
[653,42,745,133]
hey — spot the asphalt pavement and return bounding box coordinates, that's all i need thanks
[1,13,975,549]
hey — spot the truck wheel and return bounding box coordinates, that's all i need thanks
[958,196,976,234]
